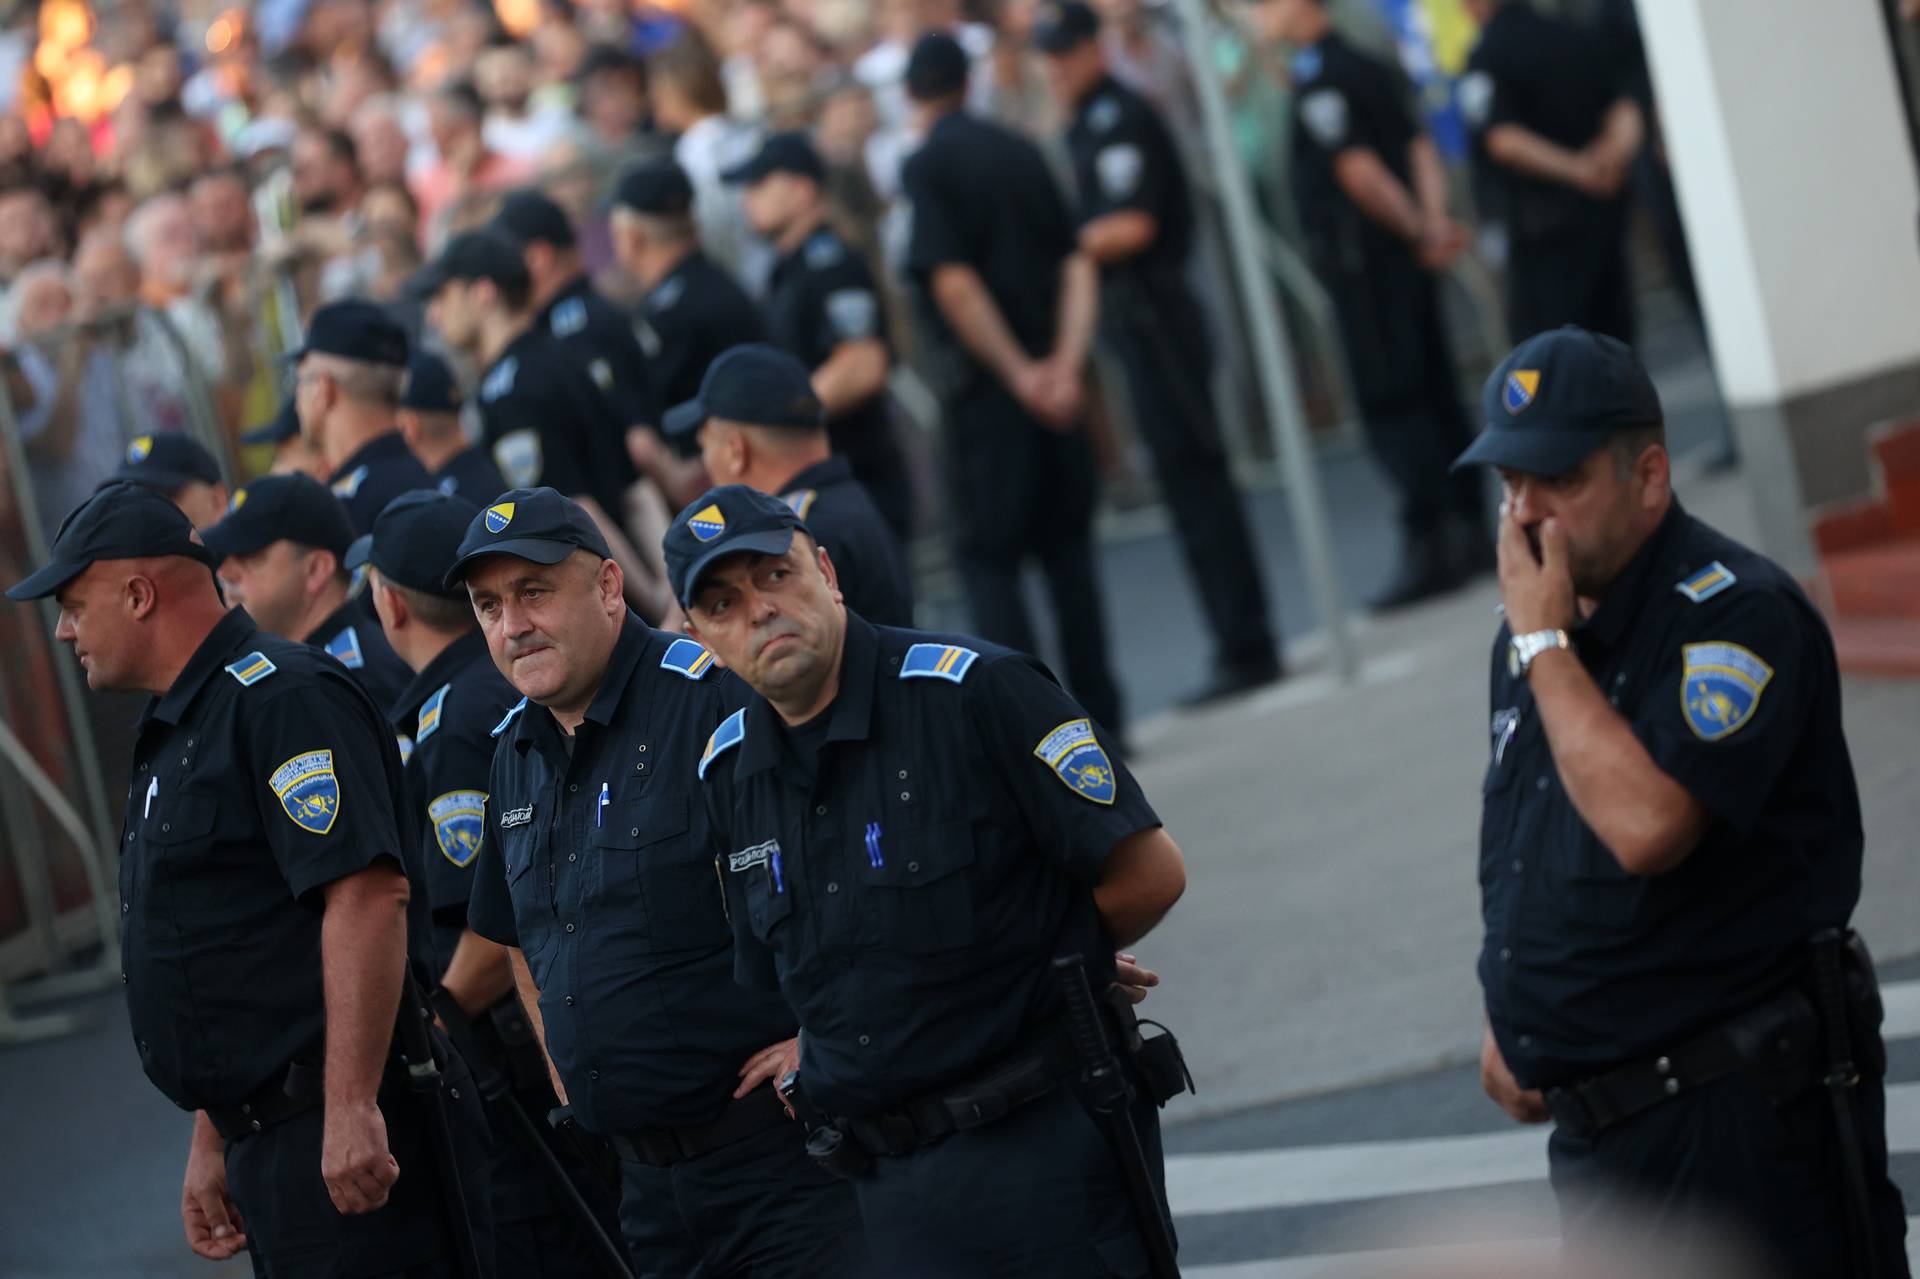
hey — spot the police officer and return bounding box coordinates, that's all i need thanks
[396,349,506,502]
[449,488,865,1276]
[290,299,434,533]
[1457,328,1908,1278]
[243,396,326,480]
[724,134,915,541]
[417,229,670,623]
[662,343,913,628]
[609,159,767,415]
[1271,0,1489,610]
[201,474,414,714]
[898,31,1124,736]
[674,484,1189,1276]
[490,188,661,436]
[1037,2,1284,705]
[1460,0,1644,344]
[349,491,623,1278]
[5,483,495,1275]
[111,431,229,528]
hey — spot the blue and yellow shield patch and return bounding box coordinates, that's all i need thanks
[1033,718,1116,805]
[689,503,726,543]
[270,750,341,834]
[1503,369,1541,414]
[429,790,487,867]
[127,435,154,463]
[1681,642,1773,742]
[230,488,248,512]
[485,502,515,534]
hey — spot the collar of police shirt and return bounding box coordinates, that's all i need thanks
[733,610,882,782]
[333,426,416,477]
[1576,500,1691,651]
[780,454,854,496]
[498,611,653,753]
[390,626,493,729]
[148,607,263,726]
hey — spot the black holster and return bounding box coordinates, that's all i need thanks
[1105,987,1196,1108]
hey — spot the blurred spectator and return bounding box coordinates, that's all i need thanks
[477,39,577,164]
[347,94,415,189]
[187,168,257,257]
[577,44,654,153]
[649,31,765,282]
[2,256,120,543]
[414,81,538,246]
[124,193,238,385]
[1096,0,1194,121]
[0,188,62,289]
[292,126,368,221]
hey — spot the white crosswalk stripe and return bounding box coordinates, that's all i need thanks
[1168,981,1920,1275]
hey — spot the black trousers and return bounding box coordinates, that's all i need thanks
[485,1086,622,1279]
[614,1113,865,1279]
[224,1059,496,1279]
[943,380,1125,736]
[1549,1068,1910,1279]
[1321,249,1482,540]
[1507,204,1635,347]
[852,1083,1172,1278]
[1101,278,1277,673]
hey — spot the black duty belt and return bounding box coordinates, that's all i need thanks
[843,1025,1080,1159]
[205,1059,325,1142]
[607,1084,792,1167]
[1544,990,1819,1140]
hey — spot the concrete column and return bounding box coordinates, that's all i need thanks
[1638,0,1920,573]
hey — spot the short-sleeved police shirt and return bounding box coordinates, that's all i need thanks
[305,598,413,724]
[1479,503,1862,1089]
[902,110,1077,369]
[703,615,1161,1119]
[466,616,793,1134]
[390,628,521,970]
[1288,34,1422,263]
[433,445,506,505]
[329,431,434,536]
[1064,76,1193,279]
[638,251,767,413]
[121,608,411,1110]
[535,275,660,432]
[780,458,912,628]
[478,326,640,526]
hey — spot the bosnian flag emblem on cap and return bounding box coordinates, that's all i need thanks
[485,502,515,533]
[1503,370,1541,415]
[689,503,726,543]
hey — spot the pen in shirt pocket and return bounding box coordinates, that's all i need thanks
[596,781,609,827]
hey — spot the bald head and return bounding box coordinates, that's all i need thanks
[52,553,227,695]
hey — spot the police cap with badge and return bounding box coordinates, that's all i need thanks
[1452,325,1663,478]
[491,187,577,249]
[6,482,219,601]
[285,298,410,368]
[199,474,357,563]
[113,433,223,495]
[664,484,810,609]
[661,343,825,455]
[401,350,463,414]
[409,228,532,302]
[347,490,480,600]
[443,487,614,589]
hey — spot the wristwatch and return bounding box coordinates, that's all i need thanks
[1508,628,1571,678]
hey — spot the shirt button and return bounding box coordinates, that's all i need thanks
[815,805,827,816]
[1499,947,1513,963]
[120,972,128,984]
[1534,777,1548,792]
[638,744,647,753]
[897,770,907,780]
[827,882,839,894]
[907,861,920,873]
[568,853,577,863]
[589,1070,600,1081]
[858,1034,871,1046]
[630,828,640,837]
[122,902,130,914]
[569,783,578,792]
[565,923,576,933]
[1510,859,1523,874]
[899,791,910,802]
[160,823,170,833]
[564,996,575,1006]
[1518,1034,1533,1049]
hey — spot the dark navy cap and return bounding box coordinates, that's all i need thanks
[662,343,824,440]
[905,32,970,100]
[611,158,694,217]
[721,132,825,186]
[665,484,809,607]
[240,398,300,446]
[443,487,614,589]
[1452,327,1665,476]
[408,229,532,300]
[285,298,410,367]
[5,482,218,600]
[491,188,577,249]
[345,490,479,599]
[199,474,357,562]
[401,350,462,413]
[1033,1,1100,53]
[114,432,222,492]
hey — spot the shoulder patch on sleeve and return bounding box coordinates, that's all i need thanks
[481,356,519,402]
[783,489,818,520]
[323,626,366,670]
[804,233,844,270]
[1289,46,1323,83]
[900,643,979,683]
[492,429,544,488]
[1681,641,1774,742]
[699,708,747,780]
[330,466,369,499]
[429,790,488,867]
[648,276,685,313]
[550,297,588,338]
[1087,95,1122,134]
[825,289,878,340]
[1299,89,1350,149]
[1458,70,1494,130]
[416,683,451,742]
[270,750,341,834]
[396,733,414,765]
[1676,561,1737,603]
[1095,143,1144,200]
[225,652,278,686]
[1033,718,1116,805]
[490,696,529,739]
[661,637,717,680]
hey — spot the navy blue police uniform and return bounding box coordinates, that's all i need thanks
[1461,1,1636,344]
[402,349,506,504]
[613,159,769,412]
[350,491,622,1279]
[725,134,914,541]
[200,474,415,718]
[5,485,496,1278]
[493,189,661,433]
[1040,3,1280,699]
[1457,329,1909,1279]
[661,342,913,629]
[289,300,434,534]
[450,488,865,1277]
[899,33,1123,734]
[1288,30,1486,607]
[671,485,1182,1277]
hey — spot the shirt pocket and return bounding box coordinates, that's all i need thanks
[595,792,723,951]
[862,822,976,955]
[502,827,554,964]
[742,861,794,945]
